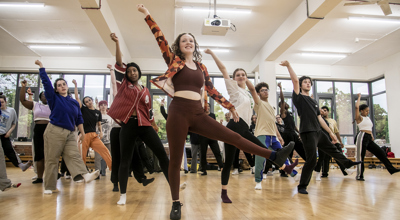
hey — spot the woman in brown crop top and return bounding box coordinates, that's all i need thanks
[138,5,295,220]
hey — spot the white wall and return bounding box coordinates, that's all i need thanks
[367,52,400,156]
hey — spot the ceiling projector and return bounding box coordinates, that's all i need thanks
[202,18,231,36]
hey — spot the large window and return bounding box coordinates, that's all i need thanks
[371,78,388,144]
[0,74,18,108]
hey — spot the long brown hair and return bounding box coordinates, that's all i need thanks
[233,68,247,78]
[171,33,202,63]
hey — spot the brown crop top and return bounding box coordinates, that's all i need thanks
[172,63,204,94]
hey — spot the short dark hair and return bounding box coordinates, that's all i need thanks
[321,106,329,112]
[255,82,269,93]
[39,91,45,99]
[299,76,313,89]
[0,92,6,102]
[359,104,369,111]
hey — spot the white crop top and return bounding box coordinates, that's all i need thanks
[357,116,373,131]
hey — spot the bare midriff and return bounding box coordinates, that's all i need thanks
[35,120,49,125]
[360,130,372,135]
[174,91,201,100]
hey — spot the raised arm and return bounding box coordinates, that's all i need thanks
[355,93,362,124]
[137,4,175,66]
[246,79,260,105]
[204,49,230,79]
[110,33,122,67]
[107,64,118,97]
[277,82,287,118]
[72,79,82,108]
[35,60,55,102]
[27,87,33,102]
[19,80,34,110]
[280,61,299,95]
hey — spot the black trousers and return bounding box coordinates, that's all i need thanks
[199,136,224,172]
[135,138,154,173]
[222,119,267,185]
[119,117,169,194]
[281,131,306,162]
[298,130,354,190]
[0,135,21,167]
[356,132,397,178]
[33,124,47,161]
[315,143,347,176]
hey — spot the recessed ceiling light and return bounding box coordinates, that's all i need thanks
[348,16,400,23]
[301,52,348,58]
[28,45,81,49]
[181,6,251,14]
[0,2,45,7]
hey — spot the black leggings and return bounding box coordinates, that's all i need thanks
[199,136,224,171]
[167,97,273,200]
[356,132,397,178]
[299,130,354,190]
[222,118,267,185]
[33,123,47,161]
[0,135,21,167]
[110,127,148,184]
[119,117,169,194]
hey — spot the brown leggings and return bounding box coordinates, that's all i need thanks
[167,97,273,200]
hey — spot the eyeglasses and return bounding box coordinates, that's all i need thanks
[260,89,269,93]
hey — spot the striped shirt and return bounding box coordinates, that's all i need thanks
[107,63,154,126]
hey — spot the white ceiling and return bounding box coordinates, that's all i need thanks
[0,0,399,67]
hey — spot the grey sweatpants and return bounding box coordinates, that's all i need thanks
[0,139,12,191]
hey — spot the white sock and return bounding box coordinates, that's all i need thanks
[117,194,126,205]
[315,172,321,181]
[179,182,187,191]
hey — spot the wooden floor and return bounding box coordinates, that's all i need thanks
[1,167,400,220]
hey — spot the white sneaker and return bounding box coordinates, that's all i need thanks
[255,182,262,190]
[32,175,38,180]
[250,167,254,174]
[65,175,71,179]
[272,170,280,174]
[345,169,356,176]
[44,190,52,195]
[232,169,239,175]
[83,170,100,183]
[179,182,187,191]
[294,174,301,182]
[314,172,321,181]
[267,171,273,176]
[263,174,267,179]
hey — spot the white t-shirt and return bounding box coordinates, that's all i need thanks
[224,78,254,126]
[99,114,113,144]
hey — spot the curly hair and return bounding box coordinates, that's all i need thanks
[255,82,269,93]
[171,33,202,63]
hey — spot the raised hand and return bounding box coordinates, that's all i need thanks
[161,98,165,106]
[357,93,361,98]
[279,60,290,67]
[204,48,212,54]
[34,60,43,68]
[137,4,150,16]
[20,80,27,87]
[72,79,77,86]
[27,87,33,95]
[110,33,118,42]
[277,82,281,89]
[107,64,113,70]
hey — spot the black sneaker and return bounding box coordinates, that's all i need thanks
[201,171,207,176]
[271,142,295,167]
[170,201,183,220]
[356,177,365,181]
[298,188,308,194]
[32,178,43,184]
[112,183,119,192]
[142,178,155,187]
